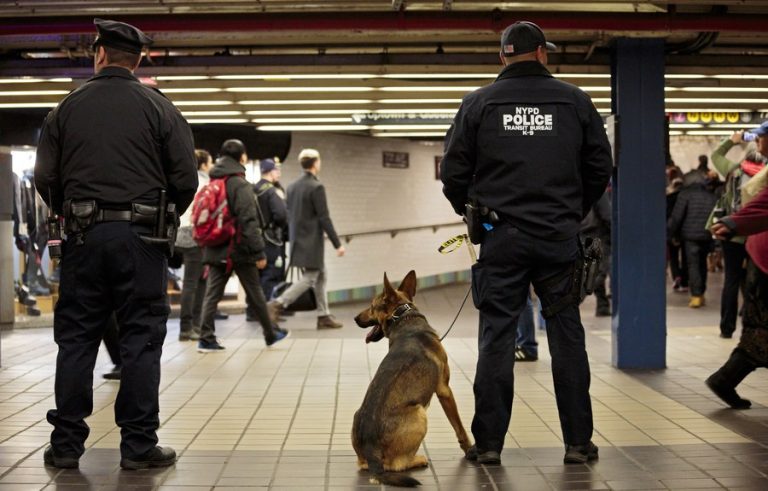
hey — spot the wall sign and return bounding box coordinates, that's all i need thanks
[382,151,409,169]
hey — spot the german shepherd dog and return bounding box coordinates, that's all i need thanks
[352,270,472,487]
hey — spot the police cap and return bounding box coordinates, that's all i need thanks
[260,159,280,174]
[500,21,557,57]
[92,18,153,54]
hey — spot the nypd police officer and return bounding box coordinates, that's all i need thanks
[35,19,197,469]
[441,22,612,465]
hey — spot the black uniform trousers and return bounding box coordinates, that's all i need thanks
[720,240,747,337]
[48,222,168,459]
[684,239,713,296]
[199,261,276,344]
[471,223,593,453]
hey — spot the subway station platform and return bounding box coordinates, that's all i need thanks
[1,276,768,490]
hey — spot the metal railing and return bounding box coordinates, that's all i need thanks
[340,221,463,243]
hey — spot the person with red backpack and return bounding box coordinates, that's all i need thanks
[195,139,289,352]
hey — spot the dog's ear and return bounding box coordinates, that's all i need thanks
[383,273,398,301]
[398,270,417,301]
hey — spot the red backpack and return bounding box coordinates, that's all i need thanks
[191,176,237,247]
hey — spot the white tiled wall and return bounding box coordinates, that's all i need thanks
[276,132,473,292]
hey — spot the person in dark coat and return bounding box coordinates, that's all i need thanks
[267,148,346,330]
[197,140,289,352]
[246,158,288,319]
[34,18,198,470]
[667,170,718,308]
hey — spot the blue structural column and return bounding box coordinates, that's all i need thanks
[610,38,667,369]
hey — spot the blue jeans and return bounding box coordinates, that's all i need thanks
[516,296,539,356]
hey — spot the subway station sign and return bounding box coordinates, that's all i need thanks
[351,112,455,125]
[667,111,768,125]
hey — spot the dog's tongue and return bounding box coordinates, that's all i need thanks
[365,325,381,344]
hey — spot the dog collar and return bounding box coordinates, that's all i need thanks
[387,303,414,325]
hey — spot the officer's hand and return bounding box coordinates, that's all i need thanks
[730,131,744,144]
[256,258,267,270]
[336,245,346,257]
[711,222,734,240]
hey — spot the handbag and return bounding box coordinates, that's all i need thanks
[271,266,318,312]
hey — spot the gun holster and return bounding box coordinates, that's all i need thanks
[465,201,499,245]
[539,235,603,319]
[138,204,178,258]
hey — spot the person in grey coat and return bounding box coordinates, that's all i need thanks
[268,148,346,329]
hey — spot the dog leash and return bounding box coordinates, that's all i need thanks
[437,233,477,341]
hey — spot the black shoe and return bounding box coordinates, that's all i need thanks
[44,445,79,469]
[719,332,733,339]
[595,307,611,317]
[514,346,538,362]
[120,445,176,470]
[266,327,291,347]
[705,375,751,409]
[465,445,501,465]
[197,339,226,353]
[102,366,121,380]
[214,310,229,320]
[564,442,599,464]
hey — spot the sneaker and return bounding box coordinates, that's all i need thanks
[178,329,201,341]
[705,375,751,409]
[564,442,599,464]
[197,339,226,353]
[120,445,176,470]
[43,445,79,469]
[267,301,284,324]
[317,315,343,330]
[266,327,291,347]
[102,366,121,380]
[514,346,538,362]
[465,445,501,465]
[688,296,704,308]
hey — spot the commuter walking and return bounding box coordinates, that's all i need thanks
[197,140,289,352]
[707,183,768,409]
[268,149,346,330]
[440,21,612,465]
[710,126,768,337]
[246,158,288,318]
[35,18,198,470]
[176,149,213,341]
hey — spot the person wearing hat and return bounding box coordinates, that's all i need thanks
[197,140,290,353]
[709,122,768,338]
[245,158,289,320]
[440,21,612,465]
[35,18,198,470]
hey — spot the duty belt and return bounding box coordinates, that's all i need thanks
[95,209,133,223]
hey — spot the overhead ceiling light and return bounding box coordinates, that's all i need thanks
[373,108,457,114]
[379,99,462,104]
[0,102,58,108]
[371,124,450,131]
[669,123,704,129]
[553,73,610,79]
[685,130,736,136]
[155,76,211,81]
[664,74,709,79]
[0,77,72,83]
[665,108,752,112]
[251,117,351,123]
[226,87,375,93]
[238,99,373,105]
[590,98,611,103]
[0,90,69,96]
[669,130,685,136]
[256,125,370,131]
[186,118,249,124]
[714,75,768,80]
[579,87,612,92]
[667,97,768,103]
[181,111,243,116]
[679,87,768,92]
[215,74,376,80]
[246,109,367,115]
[375,132,447,137]
[381,73,495,79]
[162,88,222,93]
[379,86,479,92]
[172,100,234,106]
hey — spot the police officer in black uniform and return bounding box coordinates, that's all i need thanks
[35,18,198,470]
[441,21,612,465]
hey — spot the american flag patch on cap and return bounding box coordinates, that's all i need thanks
[503,44,515,53]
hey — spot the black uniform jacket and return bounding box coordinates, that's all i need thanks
[203,156,266,266]
[35,66,198,215]
[286,172,341,269]
[441,61,613,240]
[254,178,288,232]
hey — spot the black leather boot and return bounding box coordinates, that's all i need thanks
[706,349,756,409]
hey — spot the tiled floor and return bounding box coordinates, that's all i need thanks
[1,274,767,490]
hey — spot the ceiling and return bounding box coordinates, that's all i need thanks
[2,1,768,139]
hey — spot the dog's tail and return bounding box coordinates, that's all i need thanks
[364,447,421,487]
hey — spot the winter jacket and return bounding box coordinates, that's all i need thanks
[721,186,768,274]
[286,172,341,269]
[667,172,718,242]
[202,156,266,266]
